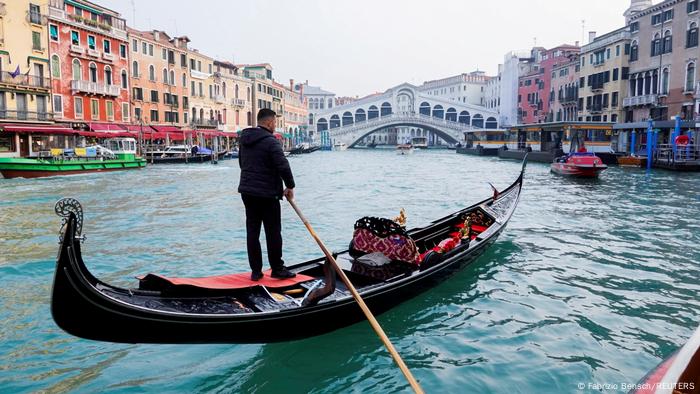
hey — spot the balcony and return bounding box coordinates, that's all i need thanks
[71,80,120,96]
[87,48,100,58]
[623,94,658,107]
[588,105,603,114]
[190,69,211,80]
[70,45,85,55]
[215,95,225,104]
[0,110,54,122]
[191,118,221,127]
[102,53,115,62]
[232,98,246,107]
[49,0,127,40]
[27,10,46,25]
[0,71,50,90]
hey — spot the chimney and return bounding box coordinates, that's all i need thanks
[290,78,294,90]
[153,30,160,41]
[575,40,579,47]
[588,31,596,44]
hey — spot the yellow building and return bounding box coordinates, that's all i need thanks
[187,48,220,129]
[241,64,283,127]
[0,1,53,156]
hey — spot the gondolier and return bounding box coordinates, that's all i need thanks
[238,108,296,281]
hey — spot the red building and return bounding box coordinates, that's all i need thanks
[518,44,579,124]
[48,0,130,128]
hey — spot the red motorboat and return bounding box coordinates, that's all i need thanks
[551,152,607,177]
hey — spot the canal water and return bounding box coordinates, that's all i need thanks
[0,150,698,393]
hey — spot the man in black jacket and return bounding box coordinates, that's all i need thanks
[238,109,296,281]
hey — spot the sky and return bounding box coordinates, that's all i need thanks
[98,0,633,97]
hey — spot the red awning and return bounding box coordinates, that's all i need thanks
[89,123,126,132]
[121,124,155,132]
[147,131,189,140]
[1,124,77,135]
[79,131,137,138]
[151,125,182,133]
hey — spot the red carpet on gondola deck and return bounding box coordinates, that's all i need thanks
[143,270,314,290]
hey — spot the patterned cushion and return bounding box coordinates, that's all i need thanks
[350,217,420,265]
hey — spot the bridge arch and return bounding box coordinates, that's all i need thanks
[330,114,341,129]
[459,110,470,124]
[472,114,484,128]
[317,118,328,131]
[432,105,444,119]
[342,111,354,126]
[355,108,366,123]
[368,105,379,120]
[345,122,460,148]
[485,116,498,129]
[446,107,457,122]
[380,102,392,117]
[419,102,431,116]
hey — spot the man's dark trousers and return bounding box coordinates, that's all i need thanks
[241,194,283,273]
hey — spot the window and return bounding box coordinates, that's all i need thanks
[150,90,159,102]
[630,22,639,32]
[71,31,80,46]
[51,55,60,78]
[29,3,41,24]
[181,54,187,67]
[150,109,159,122]
[91,99,99,120]
[132,87,143,100]
[88,35,96,50]
[32,32,42,50]
[612,92,619,107]
[168,50,175,65]
[606,48,611,59]
[162,68,168,84]
[686,63,696,91]
[53,95,63,118]
[121,70,127,89]
[199,83,203,96]
[103,39,111,54]
[613,68,619,81]
[132,61,139,78]
[122,103,129,122]
[616,45,620,56]
[49,24,58,41]
[663,30,673,54]
[208,64,212,73]
[630,41,639,61]
[142,42,147,54]
[169,70,175,85]
[134,107,142,121]
[162,48,167,60]
[663,9,674,22]
[191,81,195,94]
[688,22,699,48]
[148,44,153,56]
[104,67,112,85]
[689,0,699,13]
[72,59,81,80]
[106,101,114,121]
[89,63,97,83]
[119,44,127,58]
[149,65,155,81]
[652,33,662,56]
[132,39,138,52]
[182,73,187,87]
[75,97,83,119]
[652,13,662,25]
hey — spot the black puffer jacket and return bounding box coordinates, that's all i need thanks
[238,126,295,199]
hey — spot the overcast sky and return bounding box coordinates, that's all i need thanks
[99,0,633,97]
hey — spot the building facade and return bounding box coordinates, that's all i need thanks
[500,49,540,126]
[213,60,253,132]
[281,80,308,144]
[187,49,221,129]
[128,29,189,128]
[242,64,283,128]
[484,64,502,114]
[549,54,580,122]
[578,28,630,123]
[48,0,130,126]
[418,71,490,106]
[624,0,699,123]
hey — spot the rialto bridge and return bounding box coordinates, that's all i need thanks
[311,83,500,147]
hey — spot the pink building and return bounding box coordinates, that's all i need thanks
[518,45,580,124]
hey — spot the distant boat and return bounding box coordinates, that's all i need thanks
[397,144,414,155]
[332,142,347,151]
[411,137,428,149]
[145,145,212,164]
[551,152,607,177]
[367,141,378,149]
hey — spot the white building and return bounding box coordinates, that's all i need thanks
[418,71,490,106]
[484,64,502,114]
[499,49,542,126]
[295,81,335,140]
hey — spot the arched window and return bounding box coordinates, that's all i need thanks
[182,73,187,87]
[342,111,353,126]
[458,110,470,124]
[644,71,652,95]
[368,105,379,120]
[72,59,82,80]
[162,68,168,84]
[688,22,699,48]
[51,55,60,79]
[630,40,639,61]
[419,102,431,116]
[89,62,97,83]
[104,66,112,85]
[652,69,658,94]
[432,105,444,119]
[661,68,670,94]
[485,117,498,129]
[317,118,328,132]
[222,82,227,98]
[149,65,155,81]
[652,33,662,56]
[472,114,484,128]
[686,62,696,92]
[445,107,457,122]
[132,61,139,78]
[121,70,128,89]
[380,102,392,117]
[235,84,239,99]
[247,87,251,101]
[355,108,366,122]
[663,30,673,54]
[308,113,314,125]
[169,70,175,86]
[329,114,340,129]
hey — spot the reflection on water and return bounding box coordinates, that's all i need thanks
[0,150,698,393]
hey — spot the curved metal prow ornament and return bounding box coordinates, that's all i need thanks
[55,198,84,242]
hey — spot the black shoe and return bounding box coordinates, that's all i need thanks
[271,267,296,279]
[250,271,264,281]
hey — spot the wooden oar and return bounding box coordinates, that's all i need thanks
[287,198,424,394]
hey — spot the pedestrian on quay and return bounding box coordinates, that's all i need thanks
[238,108,296,281]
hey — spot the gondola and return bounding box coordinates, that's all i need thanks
[50,158,527,344]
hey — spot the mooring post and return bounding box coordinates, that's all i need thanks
[646,120,653,170]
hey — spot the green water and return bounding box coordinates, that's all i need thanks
[0,150,698,393]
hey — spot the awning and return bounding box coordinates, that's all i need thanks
[121,124,155,132]
[147,132,190,140]
[79,131,137,138]
[90,123,127,132]
[1,124,76,135]
[151,126,182,133]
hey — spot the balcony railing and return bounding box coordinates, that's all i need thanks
[191,118,221,127]
[49,0,127,40]
[27,10,45,25]
[623,94,658,107]
[0,110,54,122]
[588,105,603,114]
[71,80,120,96]
[215,95,225,104]
[0,71,50,89]
[696,82,700,96]
[232,98,246,107]
[190,69,211,80]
